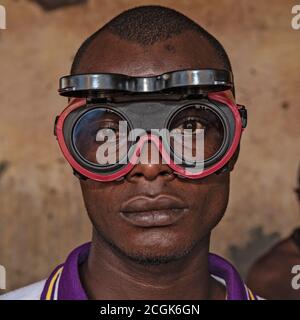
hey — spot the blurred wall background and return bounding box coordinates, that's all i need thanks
[0,0,299,291]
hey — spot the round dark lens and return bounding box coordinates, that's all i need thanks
[72,108,129,166]
[168,105,225,163]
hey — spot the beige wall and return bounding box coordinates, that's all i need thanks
[0,0,299,291]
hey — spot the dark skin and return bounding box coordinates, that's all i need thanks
[247,189,300,300]
[76,30,238,300]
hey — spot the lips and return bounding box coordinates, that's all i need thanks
[119,195,188,227]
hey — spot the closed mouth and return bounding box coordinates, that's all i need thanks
[120,195,188,227]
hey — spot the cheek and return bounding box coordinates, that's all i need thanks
[80,181,121,230]
[80,181,156,248]
[181,178,230,237]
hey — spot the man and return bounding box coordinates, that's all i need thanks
[0,5,259,300]
[247,167,300,299]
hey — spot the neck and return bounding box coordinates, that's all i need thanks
[79,230,225,300]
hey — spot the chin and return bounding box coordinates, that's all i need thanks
[122,245,196,265]
[118,235,199,265]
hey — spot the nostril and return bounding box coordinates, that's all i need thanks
[135,172,143,177]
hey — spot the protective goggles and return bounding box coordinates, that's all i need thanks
[55,69,247,181]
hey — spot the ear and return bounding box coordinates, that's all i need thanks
[295,188,300,201]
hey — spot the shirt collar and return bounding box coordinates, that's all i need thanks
[41,242,252,300]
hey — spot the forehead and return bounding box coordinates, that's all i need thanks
[74,30,226,76]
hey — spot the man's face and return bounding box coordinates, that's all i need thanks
[78,31,233,263]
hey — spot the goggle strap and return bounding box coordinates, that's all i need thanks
[237,104,247,129]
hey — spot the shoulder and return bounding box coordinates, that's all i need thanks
[0,279,46,300]
[247,235,299,299]
[248,236,297,280]
[251,237,295,273]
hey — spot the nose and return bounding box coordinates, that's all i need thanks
[125,138,175,182]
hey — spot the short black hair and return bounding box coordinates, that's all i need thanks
[70,5,232,75]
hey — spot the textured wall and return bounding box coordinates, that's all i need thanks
[0,0,299,291]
